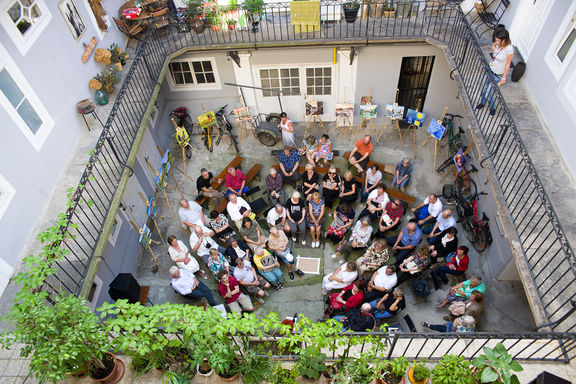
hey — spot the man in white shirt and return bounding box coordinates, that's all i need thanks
[266,203,290,234]
[189,225,226,264]
[427,209,457,241]
[226,193,253,230]
[233,258,270,301]
[169,266,217,306]
[365,265,398,302]
[411,193,443,232]
[178,199,207,229]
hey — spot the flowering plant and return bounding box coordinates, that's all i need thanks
[88,79,102,91]
[92,69,118,94]
[94,48,111,65]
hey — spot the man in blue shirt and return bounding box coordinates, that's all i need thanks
[278,146,301,187]
[386,222,422,264]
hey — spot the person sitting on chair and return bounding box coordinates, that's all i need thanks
[321,261,358,295]
[233,257,270,302]
[358,183,389,221]
[189,225,226,265]
[374,199,405,238]
[170,266,217,306]
[433,245,469,286]
[225,167,248,196]
[322,166,341,213]
[396,245,432,285]
[355,239,390,277]
[267,227,304,280]
[285,191,307,245]
[196,168,224,199]
[386,222,422,264]
[369,288,406,320]
[428,227,458,264]
[325,280,366,318]
[301,135,318,165]
[178,199,207,229]
[266,167,285,205]
[348,135,374,174]
[361,164,382,203]
[209,210,235,242]
[333,303,376,332]
[437,276,486,308]
[253,247,283,290]
[364,265,398,302]
[167,235,207,279]
[427,209,456,243]
[339,171,358,205]
[226,193,253,230]
[225,236,251,267]
[239,217,268,252]
[217,270,254,313]
[313,134,334,166]
[278,146,301,187]
[443,290,483,323]
[411,193,443,233]
[300,163,320,201]
[308,192,325,248]
[330,216,373,264]
[267,203,291,234]
[206,248,230,281]
[392,157,413,192]
[326,203,355,243]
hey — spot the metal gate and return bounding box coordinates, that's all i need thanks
[396,56,435,114]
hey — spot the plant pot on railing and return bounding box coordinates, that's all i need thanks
[343,2,360,23]
[89,352,125,384]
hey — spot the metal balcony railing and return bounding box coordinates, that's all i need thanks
[41,0,576,357]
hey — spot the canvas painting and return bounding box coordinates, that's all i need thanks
[233,106,252,121]
[385,104,405,120]
[361,96,373,105]
[335,103,354,117]
[406,109,426,127]
[360,104,378,119]
[453,148,467,172]
[306,101,324,115]
[427,119,446,141]
[198,111,216,129]
[59,0,86,42]
[138,224,152,247]
[175,126,190,148]
[161,150,174,167]
[146,197,157,219]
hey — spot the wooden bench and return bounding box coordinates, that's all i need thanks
[352,175,416,204]
[195,155,243,206]
[215,163,263,214]
[272,165,341,175]
[271,149,340,157]
[343,151,395,176]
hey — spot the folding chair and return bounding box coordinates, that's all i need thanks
[113,17,144,39]
[150,7,170,29]
[472,0,510,38]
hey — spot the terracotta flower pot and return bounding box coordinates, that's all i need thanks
[407,367,428,384]
[196,360,213,377]
[90,353,125,384]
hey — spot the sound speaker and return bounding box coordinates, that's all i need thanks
[108,273,141,303]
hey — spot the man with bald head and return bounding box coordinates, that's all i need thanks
[427,209,456,243]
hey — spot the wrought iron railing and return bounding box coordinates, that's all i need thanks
[44,0,576,336]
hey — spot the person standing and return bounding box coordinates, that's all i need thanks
[476,28,513,116]
[278,112,296,147]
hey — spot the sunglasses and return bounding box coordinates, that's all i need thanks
[329,172,336,174]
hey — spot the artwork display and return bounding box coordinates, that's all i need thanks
[360,104,378,119]
[59,0,86,41]
[233,106,252,121]
[385,104,405,120]
[138,224,152,247]
[146,197,157,219]
[198,111,216,129]
[305,100,324,115]
[427,119,446,141]
[453,148,467,172]
[406,109,426,127]
[335,103,354,117]
[361,96,373,105]
[175,126,190,148]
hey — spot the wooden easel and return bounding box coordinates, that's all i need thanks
[139,192,168,251]
[376,90,403,144]
[439,141,476,183]
[156,145,196,185]
[336,114,353,132]
[129,220,164,278]
[303,98,327,138]
[171,118,198,174]
[145,158,178,222]
[414,106,449,168]
[199,103,223,162]
[355,90,375,140]
[398,98,422,154]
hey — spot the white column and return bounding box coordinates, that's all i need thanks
[231,52,258,112]
[337,49,358,124]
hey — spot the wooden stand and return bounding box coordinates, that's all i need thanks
[398,99,422,154]
[304,114,327,138]
[336,115,353,132]
[129,219,165,278]
[171,118,198,174]
[376,118,401,143]
[414,107,449,169]
[354,118,375,140]
[139,192,168,251]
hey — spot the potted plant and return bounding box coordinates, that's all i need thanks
[334,355,376,384]
[227,19,236,30]
[186,0,206,33]
[243,0,264,32]
[109,43,129,71]
[323,360,342,382]
[204,1,224,31]
[237,350,274,383]
[270,364,299,384]
[343,0,360,23]
[375,356,409,384]
[296,346,328,380]
[472,343,523,384]
[383,1,396,18]
[432,355,479,384]
[407,361,430,384]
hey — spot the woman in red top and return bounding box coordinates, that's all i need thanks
[433,246,469,285]
[324,280,365,318]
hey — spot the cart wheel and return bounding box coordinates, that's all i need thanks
[257,130,278,147]
[266,113,282,124]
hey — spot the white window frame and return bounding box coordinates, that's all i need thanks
[258,67,301,98]
[0,43,54,151]
[166,57,221,91]
[0,173,15,220]
[545,3,576,81]
[107,213,124,247]
[305,66,333,97]
[0,0,52,55]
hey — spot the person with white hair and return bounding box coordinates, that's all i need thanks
[334,302,376,331]
[169,266,217,306]
[267,203,290,234]
[285,191,307,245]
[392,157,413,192]
[266,167,285,205]
[178,199,207,229]
[422,315,476,333]
[330,216,373,263]
[267,227,304,280]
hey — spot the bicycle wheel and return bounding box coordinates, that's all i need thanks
[229,132,240,153]
[455,200,469,222]
[473,225,488,253]
[455,177,477,202]
[462,217,476,243]
[203,128,213,152]
[212,124,222,146]
[257,130,278,147]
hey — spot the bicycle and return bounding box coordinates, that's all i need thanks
[214,104,240,153]
[454,191,492,253]
[169,107,195,136]
[454,163,478,201]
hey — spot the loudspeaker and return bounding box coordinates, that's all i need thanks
[108,273,141,303]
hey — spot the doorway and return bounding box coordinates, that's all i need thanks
[396,56,435,115]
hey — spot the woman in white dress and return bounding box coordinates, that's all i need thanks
[321,261,358,295]
[278,112,296,147]
[167,235,207,279]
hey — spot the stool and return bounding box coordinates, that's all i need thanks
[76,99,105,131]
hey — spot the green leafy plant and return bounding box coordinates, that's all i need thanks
[243,0,264,14]
[296,346,327,379]
[410,361,431,382]
[162,370,195,384]
[270,365,298,384]
[343,0,360,9]
[93,68,118,94]
[432,355,479,384]
[472,343,523,384]
[376,356,409,382]
[335,355,376,384]
[237,350,274,384]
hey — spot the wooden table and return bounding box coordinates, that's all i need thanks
[118,0,152,21]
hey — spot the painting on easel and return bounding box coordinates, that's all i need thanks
[233,106,252,121]
[453,148,467,172]
[335,103,354,117]
[385,104,405,120]
[305,100,324,115]
[198,111,216,129]
[427,119,446,141]
[161,150,174,167]
[406,109,426,127]
[146,197,157,219]
[138,224,152,247]
[360,104,378,119]
[361,96,373,105]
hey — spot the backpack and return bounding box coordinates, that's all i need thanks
[411,279,430,298]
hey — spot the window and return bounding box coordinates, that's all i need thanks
[259,68,300,97]
[1,0,51,55]
[168,58,220,89]
[306,67,332,96]
[0,45,53,150]
[108,214,123,247]
[0,174,16,220]
[545,4,576,81]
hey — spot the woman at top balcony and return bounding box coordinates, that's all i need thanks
[476,28,513,116]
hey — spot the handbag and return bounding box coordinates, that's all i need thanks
[449,301,466,316]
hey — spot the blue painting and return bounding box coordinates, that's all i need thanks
[146,197,157,219]
[406,109,425,127]
[453,148,467,172]
[427,119,446,141]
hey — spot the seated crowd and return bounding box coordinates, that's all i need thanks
[167,134,484,332]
